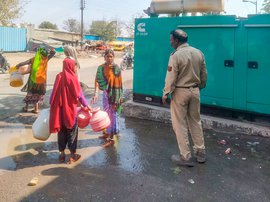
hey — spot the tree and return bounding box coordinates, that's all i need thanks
[63,19,80,33]
[89,20,119,41]
[0,0,27,26]
[262,0,270,13]
[38,21,58,30]
[121,13,146,38]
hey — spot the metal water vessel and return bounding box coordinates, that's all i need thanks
[146,0,224,15]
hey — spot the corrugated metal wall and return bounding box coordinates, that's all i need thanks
[0,27,27,52]
[84,35,101,41]
[84,34,134,42]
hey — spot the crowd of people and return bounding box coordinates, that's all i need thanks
[15,28,207,167]
[16,46,123,164]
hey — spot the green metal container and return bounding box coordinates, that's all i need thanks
[133,14,270,115]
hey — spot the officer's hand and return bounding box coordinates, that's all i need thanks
[162,95,167,105]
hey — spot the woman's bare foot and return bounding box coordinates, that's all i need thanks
[98,133,109,139]
[68,154,81,164]
[22,106,28,112]
[58,152,65,163]
[102,139,114,148]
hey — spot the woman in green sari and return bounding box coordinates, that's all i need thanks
[16,46,55,113]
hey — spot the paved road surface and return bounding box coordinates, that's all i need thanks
[0,52,269,202]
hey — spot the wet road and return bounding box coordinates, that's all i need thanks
[0,112,270,201]
[0,53,270,201]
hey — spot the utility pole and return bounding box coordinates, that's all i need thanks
[80,0,85,49]
[243,0,258,14]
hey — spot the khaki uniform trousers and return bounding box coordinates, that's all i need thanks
[170,87,205,160]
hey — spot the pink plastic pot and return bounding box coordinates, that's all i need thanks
[89,107,111,132]
[77,107,92,129]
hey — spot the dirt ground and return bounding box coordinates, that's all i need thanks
[4,50,124,70]
[4,50,132,90]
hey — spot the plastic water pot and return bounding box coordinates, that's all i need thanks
[89,107,111,132]
[77,107,92,129]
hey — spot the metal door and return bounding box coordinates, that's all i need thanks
[245,18,270,114]
[178,24,237,109]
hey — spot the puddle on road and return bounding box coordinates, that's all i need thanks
[0,120,59,175]
[0,122,33,174]
[1,114,270,180]
[0,117,145,174]
[0,120,51,172]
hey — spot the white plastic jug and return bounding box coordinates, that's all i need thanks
[32,108,51,141]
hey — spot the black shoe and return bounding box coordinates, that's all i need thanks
[171,154,195,167]
[195,151,206,163]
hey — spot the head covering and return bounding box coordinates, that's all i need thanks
[64,45,80,69]
[30,46,49,84]
[39,45,48,56]
[49,58,81,133]
[20,46,49,94]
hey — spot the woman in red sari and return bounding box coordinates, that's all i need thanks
[50,52,88,164]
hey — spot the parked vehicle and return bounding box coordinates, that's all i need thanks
[95,44,107,51]
[120,52,133,71]
[108,41,127,51]
[0,49,10,73]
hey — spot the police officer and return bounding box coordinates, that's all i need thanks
[162,29,207,167]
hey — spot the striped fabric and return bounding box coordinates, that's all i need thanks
[96,63,123,112]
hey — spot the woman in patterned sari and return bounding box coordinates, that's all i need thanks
[91,49,123,148]
[16,46,55,113]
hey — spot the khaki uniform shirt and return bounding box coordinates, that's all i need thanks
[163,43,207,96]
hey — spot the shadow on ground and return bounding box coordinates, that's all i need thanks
[1,117,269,201]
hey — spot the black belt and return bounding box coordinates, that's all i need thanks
[176,85,198,88]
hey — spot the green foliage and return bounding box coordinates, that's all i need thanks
[89,20,119,41]
[262,0,270,13]
[38,21,58,30]
[0,0,27,26]
[63,19,80,33]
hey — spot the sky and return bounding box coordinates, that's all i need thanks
[16,0,265,30]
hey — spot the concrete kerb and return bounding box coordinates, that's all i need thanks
[2,89,269,138]
[122,100,270,138]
